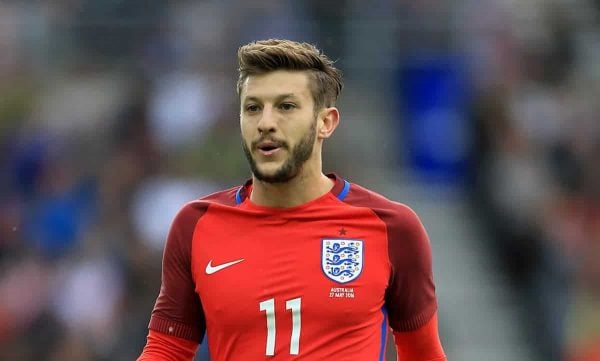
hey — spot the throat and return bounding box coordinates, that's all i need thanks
[250,173,334,208]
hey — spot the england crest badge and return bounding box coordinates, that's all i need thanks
[321,239,363,284]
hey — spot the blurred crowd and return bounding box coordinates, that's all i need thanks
[465,1,600,360]
[0,1,598,361]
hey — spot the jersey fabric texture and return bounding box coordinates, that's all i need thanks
[147,174,438,361]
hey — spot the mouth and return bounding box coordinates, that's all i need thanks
[255,141,284,156]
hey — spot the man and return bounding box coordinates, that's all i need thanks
[138,39,446,361]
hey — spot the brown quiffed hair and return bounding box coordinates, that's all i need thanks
[237,39,343,110]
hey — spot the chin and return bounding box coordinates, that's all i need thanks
[254,162,283,176]
[253,164,297,184]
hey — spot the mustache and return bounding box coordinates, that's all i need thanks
[251,137,288,150]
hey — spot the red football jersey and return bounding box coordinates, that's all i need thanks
[148,174,438,361]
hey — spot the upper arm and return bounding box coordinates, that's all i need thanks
[382,204,438,332]
[148,203,207,343]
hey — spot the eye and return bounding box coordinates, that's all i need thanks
[245,104,260,113]
[279,103,296,111]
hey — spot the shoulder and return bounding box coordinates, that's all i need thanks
[343,181,430,264]
[343,182,424,232]
[171,185,241,229]
[200,185,240,206]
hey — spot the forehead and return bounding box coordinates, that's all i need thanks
[241,70,312,101]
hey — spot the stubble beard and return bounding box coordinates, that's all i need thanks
[242,121,316,184]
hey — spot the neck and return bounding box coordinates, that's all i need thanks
[250,167,334,208]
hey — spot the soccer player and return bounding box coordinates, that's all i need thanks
[137,39,446,361]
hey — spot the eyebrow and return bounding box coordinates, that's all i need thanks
[244,93,299,103]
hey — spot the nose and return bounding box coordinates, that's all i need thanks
[257,105,276,134]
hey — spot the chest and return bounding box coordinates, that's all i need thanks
[190,207,391,332]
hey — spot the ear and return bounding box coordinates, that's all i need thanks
[317,107,340,140]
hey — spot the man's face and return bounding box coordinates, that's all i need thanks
[240,70,318,183]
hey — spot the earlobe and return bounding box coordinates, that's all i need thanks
[318,107,340,139]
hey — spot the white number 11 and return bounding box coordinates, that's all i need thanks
[259,297,302,356]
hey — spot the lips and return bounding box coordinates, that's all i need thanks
[254,140,285,156]
[255,140,283,151]
[258,143,279,151]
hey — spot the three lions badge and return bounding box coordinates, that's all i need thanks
[322,239,363,284]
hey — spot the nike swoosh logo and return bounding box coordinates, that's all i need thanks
[205,259,245,275]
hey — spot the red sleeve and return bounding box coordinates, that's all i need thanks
[147,202,208,342]
[343,183,439,331]
[137,330,199,361]
[378,204,438,331]
[393,311,446,361]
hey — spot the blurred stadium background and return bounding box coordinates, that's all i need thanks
[1,1,599,360]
